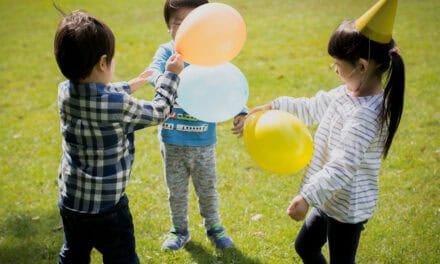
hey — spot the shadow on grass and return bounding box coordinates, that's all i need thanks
[0,209,62,264]
[185,241,262,264]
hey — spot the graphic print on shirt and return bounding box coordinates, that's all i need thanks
[163,111,208,133]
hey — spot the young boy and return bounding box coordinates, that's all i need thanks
[54,9,183,263]
[145,0,246,251]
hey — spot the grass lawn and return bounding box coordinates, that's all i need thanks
[0,0,439,263]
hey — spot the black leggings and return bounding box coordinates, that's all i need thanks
[294,208,366,264]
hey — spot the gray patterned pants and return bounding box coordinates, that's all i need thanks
[160,143,220,230]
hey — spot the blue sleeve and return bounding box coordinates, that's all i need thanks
[236,106,249,116]
[146,43,173,87]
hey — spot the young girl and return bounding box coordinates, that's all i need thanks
[145,0,245,250]
[243,3,405,263]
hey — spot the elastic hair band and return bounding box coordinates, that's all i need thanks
[388,47,400,57]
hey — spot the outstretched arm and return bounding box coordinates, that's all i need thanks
[128,53,183,93]
[128,70,154,93]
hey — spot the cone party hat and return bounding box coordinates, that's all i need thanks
[355,0,398,44]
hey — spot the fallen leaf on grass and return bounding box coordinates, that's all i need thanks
[52,225,63,232]
[224,181,233,188]
[252,214,263,221]
[254,231,265,237]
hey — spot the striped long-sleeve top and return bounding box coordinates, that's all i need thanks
[272,85,385,223]
[58,72,179,214]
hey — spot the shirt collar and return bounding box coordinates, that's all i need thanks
[69,81,108,97]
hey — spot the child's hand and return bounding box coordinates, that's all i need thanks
[128,70,154,93]
[233,104,272,136]
[230,104,272,137]
[166,53,184,75]
[287,195,309,221]
[231,114,246,138]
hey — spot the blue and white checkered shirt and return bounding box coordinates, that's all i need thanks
[58,72,179,213]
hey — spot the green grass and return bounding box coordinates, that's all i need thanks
[0,0,439,263]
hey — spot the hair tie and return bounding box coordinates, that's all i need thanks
[388,47,400,57]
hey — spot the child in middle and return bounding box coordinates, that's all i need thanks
[146,0,246,251]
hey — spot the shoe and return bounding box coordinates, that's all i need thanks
[161,228,191,250]
[207,223,234,249]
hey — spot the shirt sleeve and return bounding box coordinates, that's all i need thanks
[108,82,131,94]
[122,71,179,132]
[299,106,381,207]
[146,44,172,87]
[271,86,345,125]
[236,106,249,116]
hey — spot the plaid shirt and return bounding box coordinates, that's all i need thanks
[58,72,179,213]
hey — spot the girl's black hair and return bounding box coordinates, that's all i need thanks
[163,0,208,28]
[328,20,405,158]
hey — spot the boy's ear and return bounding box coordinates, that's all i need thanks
[97,55,108,71]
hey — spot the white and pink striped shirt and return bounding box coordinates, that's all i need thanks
[272,85,385,223]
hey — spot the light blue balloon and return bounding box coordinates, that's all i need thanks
[176,63,248,123]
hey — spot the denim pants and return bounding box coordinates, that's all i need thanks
[58,195,139,264]
[294,208,366,264]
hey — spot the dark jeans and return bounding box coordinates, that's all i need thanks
[58,195,139,264]
[295,208,366,264]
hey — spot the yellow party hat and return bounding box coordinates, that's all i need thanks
[355,0,398,44]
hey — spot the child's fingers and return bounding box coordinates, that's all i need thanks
[286,198,301,220]
[168,53,182,63]
[231,128,243,138]
[286,202,295,215]
[233,115,245,126]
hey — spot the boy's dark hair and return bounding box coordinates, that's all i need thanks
[163,0,208,28]
[54,10,115,83]
[328,20,405,158]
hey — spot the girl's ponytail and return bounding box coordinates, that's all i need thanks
[381,50,405,158]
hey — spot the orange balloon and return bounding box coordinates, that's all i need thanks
[175,3,246,66]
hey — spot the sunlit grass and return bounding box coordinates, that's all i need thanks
[0,0,439,263]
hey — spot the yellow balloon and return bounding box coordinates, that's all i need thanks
[175,3,246,66]
[243,110,314,174]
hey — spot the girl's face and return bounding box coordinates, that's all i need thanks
[332,59,359,85]
[333,59,363,96]
[332,58,381,96]
[168,7,194,40]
